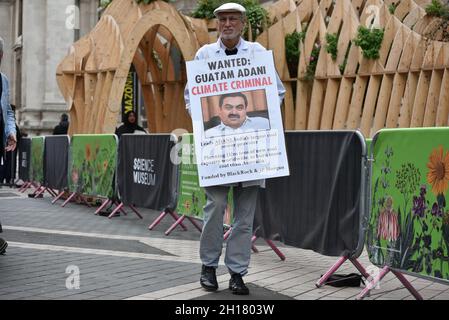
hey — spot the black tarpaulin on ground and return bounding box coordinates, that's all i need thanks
[255,131,366,258]
[117,134,177,211]
[44,135,69,190]
[18,138,31,182]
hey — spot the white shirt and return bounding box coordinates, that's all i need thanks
[205,116,270,138]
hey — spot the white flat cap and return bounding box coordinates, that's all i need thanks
[213,3,246,16]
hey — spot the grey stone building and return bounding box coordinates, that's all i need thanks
[0,0,99,135]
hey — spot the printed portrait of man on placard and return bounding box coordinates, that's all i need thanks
[201,89,270,138]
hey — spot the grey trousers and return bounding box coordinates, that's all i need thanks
[200,184,259,276]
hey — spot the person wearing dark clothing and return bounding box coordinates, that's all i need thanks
[114,111,146,139]
[53,113,69,135]
[0,111,21,185]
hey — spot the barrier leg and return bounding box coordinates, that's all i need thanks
[95,199,111,215]
[19,182,31,193]
[149,211,169,230]
[114,201,128,215]
[17,182,26,192]
[316,256,349,288]
[47,188,58,197]
[51,191,66,204]
[265,239,286,261]
[223,227,232,240]
[33,186,46,198]
[22,182,34,193]
[165,215,186,236]
[349,257,371,279]
[129,205,143,219]
[251,235,259,253]
[108,203,123,219]
[390,269,423,300]
[356,266,390,300]
[168,210,188,230]
[61,192,77,207]
[29,184,40,195]
[186,216,202,232]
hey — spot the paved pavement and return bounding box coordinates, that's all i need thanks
[1,186,449,302]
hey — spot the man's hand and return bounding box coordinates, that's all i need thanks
[5,133,17,152]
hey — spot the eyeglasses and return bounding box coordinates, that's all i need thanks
[223,104,245,111]
[218,16,242,24]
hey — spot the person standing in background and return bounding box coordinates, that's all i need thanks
[53,113,69,135]
[0,36,17,254]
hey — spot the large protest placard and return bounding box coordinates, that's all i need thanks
[186,51,289,187]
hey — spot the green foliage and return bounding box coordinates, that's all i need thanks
[285,31,305,78]
[245,2,270,40]
[353,26,384,60]
[425,0,449,18]
[305,42,321,81]
[191,0,218,19]
[388,3,398,15]
[192,0,270,40]
[325,33,338,61]
[339,57,347,74]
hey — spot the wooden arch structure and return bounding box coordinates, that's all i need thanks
[57,0,208,134]
[57,0,449,138]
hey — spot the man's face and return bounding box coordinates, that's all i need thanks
[217,12,245,41]
[219,96,247,129]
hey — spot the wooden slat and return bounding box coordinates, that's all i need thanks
[436,69,449,126]
[320,79,340,129]
[385,73,407,128]
[360,75,381,137]
[410,70,431,127]
[423,70,443,127]
[372,74,394,133]
[332,77,354,129]
[347,76,369,130]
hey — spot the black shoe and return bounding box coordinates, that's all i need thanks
[200,265,218,291]
[229,273,249,295]
[0,238,8,255]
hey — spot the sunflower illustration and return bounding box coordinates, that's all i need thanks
[426,146,449,195]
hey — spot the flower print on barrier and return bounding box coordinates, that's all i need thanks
[369,143,449,280]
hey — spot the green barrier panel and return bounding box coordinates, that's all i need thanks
[68,134,118,198]
[175,134,233,223]
[367,128,449,282]
[30,136,45,184]
[175,134,206,220]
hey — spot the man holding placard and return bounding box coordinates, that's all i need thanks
[184,2,287,295]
